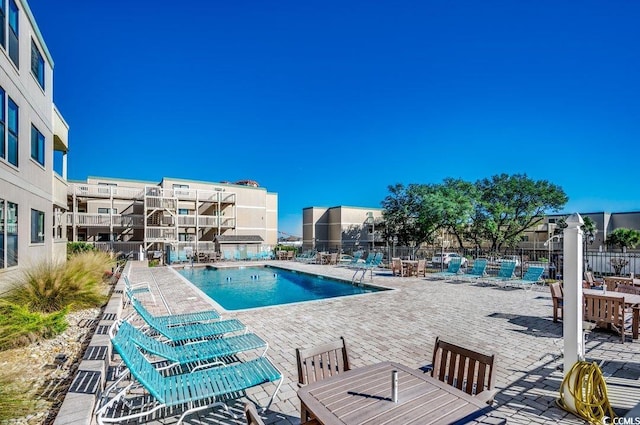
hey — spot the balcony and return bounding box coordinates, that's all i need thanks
[145,227,177,242]
[53,174,68,208]
[145,197,177,210]
[69,184,144,200]
[65,213,144,227]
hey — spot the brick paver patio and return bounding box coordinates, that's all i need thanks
[117,261,640,424]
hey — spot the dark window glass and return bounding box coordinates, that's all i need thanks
[30,125,44,165]
[30,209,44,243]
[8,0,17,67]
[0,86,4,160]
[0,0,6,48]
[31,39,45,89]
[7,96,17,166]
[7,201,17,267]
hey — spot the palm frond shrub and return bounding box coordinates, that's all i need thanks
[0,370,38,420]
[6,251,113,313]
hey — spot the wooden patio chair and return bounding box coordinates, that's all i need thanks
[415,259,427,277]
[604,276,633,292]
[244,403,265,425]
[430,336,497,405]
[391,258,406,276]
[616,283,640,295]
[296,337,351,423]
[550,282,564,323]
[583,293,629,343]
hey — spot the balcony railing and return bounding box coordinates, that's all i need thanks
[53,175,68,207]
[145,227,176,242]
[198,216,219,227]
[177,215,197,226]
[65,213,144,227]
[145,197,177,210]
[69,184,144,199]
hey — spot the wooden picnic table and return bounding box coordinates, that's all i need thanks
[583,289,640,339]
[297,361,490,425]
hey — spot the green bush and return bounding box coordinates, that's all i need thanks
[67,241,96,258]
[6,251,113,313]
[0,301,68,350]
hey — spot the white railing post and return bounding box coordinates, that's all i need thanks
[563,213,584,374]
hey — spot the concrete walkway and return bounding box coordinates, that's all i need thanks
[116,261,640,424]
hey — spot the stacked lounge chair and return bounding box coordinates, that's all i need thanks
[96,320,282,424]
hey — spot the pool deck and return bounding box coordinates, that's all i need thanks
[101,261,640,424]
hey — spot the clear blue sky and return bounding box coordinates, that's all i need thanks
[29,0,640,236]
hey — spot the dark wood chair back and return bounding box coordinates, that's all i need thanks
[244,403,265,425]
[583,293,627,343]
[431,337,496,401]
[296,337,350,386]
[616,283,640,295]
[550,282,564,323]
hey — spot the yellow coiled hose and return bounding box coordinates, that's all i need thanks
[557,361,616,424]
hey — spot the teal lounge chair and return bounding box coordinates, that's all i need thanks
[352,252,384,282]
[455,258,488,282]
[96,323,282,424]
[129,297,220,327]
[428,258,463,279]
[482,260,517,286]
[123,275,156,305]
[505,266,545,291]
[131,299,245,342]
[114,321,268,371]
[338,251,363,267]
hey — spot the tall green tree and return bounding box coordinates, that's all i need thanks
[381,183,442,247]
[435,178,478,249]
[474,174,568,251]
[606,228,640,251]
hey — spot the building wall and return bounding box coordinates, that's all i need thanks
[67,176,278,249]
[302,206,383,251]
[0,0,68,289]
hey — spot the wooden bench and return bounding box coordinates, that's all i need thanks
[583,293,629,343]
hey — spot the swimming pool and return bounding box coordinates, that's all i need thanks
[177,266,385,310]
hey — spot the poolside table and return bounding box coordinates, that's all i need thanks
[297,361,491,425]
[584,289,640,339]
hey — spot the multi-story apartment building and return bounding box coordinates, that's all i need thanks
[302,206,384,252]
[66,176,278,258]
[0,0,69,286]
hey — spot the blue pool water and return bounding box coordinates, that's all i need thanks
[177,266,384,310]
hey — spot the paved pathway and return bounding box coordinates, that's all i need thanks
[120,261,640,424]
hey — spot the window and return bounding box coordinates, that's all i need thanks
[30,209,44,243]
[97,208,116,214]
[0,0,5,49]
[178,208,189,215]
[0,86,4,160]
[31,125,44,166]
[97,233,115,242]
[8,0,17,67]
[31,39,45,89]
[7,96,17,166]
[5,201,17,267]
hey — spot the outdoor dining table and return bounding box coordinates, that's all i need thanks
[297,361,491,425]
[401,260,418,276]
[583,289,640,339]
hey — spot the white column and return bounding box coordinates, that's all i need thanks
[62,152,68,180]
[563,213,584,374]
